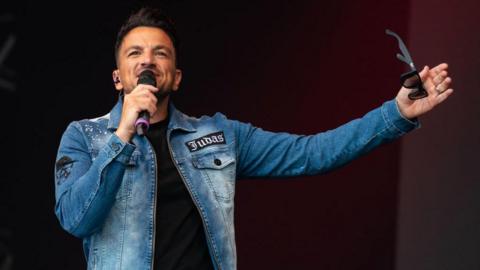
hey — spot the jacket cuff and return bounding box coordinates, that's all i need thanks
[381,99,420,135]
[104,134,136,165]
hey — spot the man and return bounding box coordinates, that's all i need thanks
[54,7,453,270]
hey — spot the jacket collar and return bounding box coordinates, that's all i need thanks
[167,101,196,132]
[107,95,196,133]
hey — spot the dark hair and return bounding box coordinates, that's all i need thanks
[114,7,180,64]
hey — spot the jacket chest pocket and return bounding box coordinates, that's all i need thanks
[192,149,236,201]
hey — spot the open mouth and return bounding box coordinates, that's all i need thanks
[137,69,157,76]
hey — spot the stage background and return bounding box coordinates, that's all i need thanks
[0,1,477,269]
[396,0,480,269]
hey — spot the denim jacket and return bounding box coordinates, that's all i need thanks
[54,99,418,270]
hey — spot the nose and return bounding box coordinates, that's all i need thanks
[141,51,155,67]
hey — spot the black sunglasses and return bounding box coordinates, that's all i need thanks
[386,29,428,100]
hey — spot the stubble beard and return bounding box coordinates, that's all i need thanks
[154,87,172,100]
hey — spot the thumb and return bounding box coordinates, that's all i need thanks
[419,65,436,91]
[419,65,429,81]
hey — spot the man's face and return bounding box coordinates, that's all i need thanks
[113,26,181,96]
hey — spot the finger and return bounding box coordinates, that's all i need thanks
[435,77,452,94]
[139,84,159,92]
[138,91,158,105]
[419,66,436,91]
[134,96,157,115]
[433,71,448,85]
[430,63,449,76]
[146,100,158,116]
[419,65,430,81]
[435,88,454,104]
[132,88,159,101]
[423,73,440,97]
[425,83,438,97]
[148,92,158,105]
[127,90,157,112]
[131,84,158,94]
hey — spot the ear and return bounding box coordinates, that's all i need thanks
[112,69,123,91]
[172,69,182,91]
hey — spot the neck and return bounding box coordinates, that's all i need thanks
[149,95,170,124]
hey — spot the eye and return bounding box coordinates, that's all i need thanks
[155,51,168,57]
[128,50,141,57]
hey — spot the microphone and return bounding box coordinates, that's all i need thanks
[135,70,157,136]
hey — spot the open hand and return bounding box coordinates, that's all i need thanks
[396,63,453,119]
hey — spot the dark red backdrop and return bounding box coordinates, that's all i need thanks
[2,1,476,270]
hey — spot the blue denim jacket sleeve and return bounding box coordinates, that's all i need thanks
[54,121,135,238]
[234,99,419,178]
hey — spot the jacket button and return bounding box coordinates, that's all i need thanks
[111,142,121,152]
[214,158,222,166]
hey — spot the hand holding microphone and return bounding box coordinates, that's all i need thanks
[115,70,158,142]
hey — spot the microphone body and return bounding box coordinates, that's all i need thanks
[135,70,157,136]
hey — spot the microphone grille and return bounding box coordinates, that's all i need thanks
[137,70,156,87]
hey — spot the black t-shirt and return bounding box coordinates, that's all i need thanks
[146,119,214,270]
